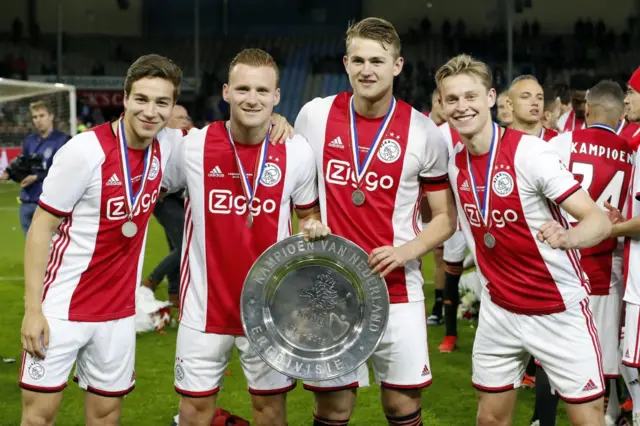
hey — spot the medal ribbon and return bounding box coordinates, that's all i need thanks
[590,123,617,134]
[225,123,270,220]
[348,95,396,185]
[467,122,500,228]
[616,118,626,134]
[116,118,153,220]
[538,127,545,139]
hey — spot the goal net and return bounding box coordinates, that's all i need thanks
[0,78,77,151]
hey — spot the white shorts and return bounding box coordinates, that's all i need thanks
[590,293,621,377]
[473,290,605,403]
[19,316,136,396]
[174,324,296,397]
[303,301,431,391]
[443,230,467,264]
[622,302,640,368]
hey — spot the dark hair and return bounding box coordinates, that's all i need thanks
[124,54,183,102]
[586,79,625,115]
[543,87,557,112]
[551,83,571,104]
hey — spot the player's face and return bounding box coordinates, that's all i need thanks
[430,91,445,124]
[625,87,640,122]
[496,94,513,126]
[571,90,587,118]
[440,74,496,137]
[508,80,544,125]
[223,64,280,130]
[168,105,190,129]
[31,108,54,134]
[344,37,403,104]
[543,99,562,129]
[123,77,175,141]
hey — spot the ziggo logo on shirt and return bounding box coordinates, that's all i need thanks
[325,159,394,192]
[208,189,276,215]
[463,203,519,228]
[106,190,159,220]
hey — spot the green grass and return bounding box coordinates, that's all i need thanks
[0,183,571,425]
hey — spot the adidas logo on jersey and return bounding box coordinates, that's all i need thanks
[328,137,344,149]
[581,379,598,392]
[460,180,471,191]
[208,166,224,178]
[421,365,430,377]
[106,173,121,186]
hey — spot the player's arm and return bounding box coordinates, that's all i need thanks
[160,128,188,196]
[291,136,328,240]
[605,200,640,238]
[539,189,611,249]
[21,137,94,358]
[22,208,62,358]
[269,113,295,144]
[529,141,611,249]
[369,123,457,277]
[296,205,330,241]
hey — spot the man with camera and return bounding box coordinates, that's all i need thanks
[1,100,69,234]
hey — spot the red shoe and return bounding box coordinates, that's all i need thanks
[621,396,633,413]
[438,335,457,353]
[211,408,231,426]
[522,374,536,389]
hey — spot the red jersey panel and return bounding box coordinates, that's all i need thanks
[38,122,183,321]
[549,125,633,295]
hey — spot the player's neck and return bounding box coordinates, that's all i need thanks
[353,91,393,118]
[114,119,153,150]
[587,117,617,130]
[463,119,496,156]
[511,120,541,137]
[39,127,53,139]
[227,120,269,145]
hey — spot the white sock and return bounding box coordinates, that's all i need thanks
[606,378,621,420]
[621,364,640,406]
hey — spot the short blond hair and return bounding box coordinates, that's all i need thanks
[345,17,401,58]
[229,48,279,87]
[435,54,493,91]
[29,100,52,114]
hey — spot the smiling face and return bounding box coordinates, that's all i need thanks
[122,77,175,141]
[343,37,403,105]
[223,63,280,130]
[509,79,544,125]
[439,73,496,138]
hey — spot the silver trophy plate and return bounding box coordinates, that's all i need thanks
[241,234,390,381]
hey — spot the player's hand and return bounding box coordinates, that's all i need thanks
[537,220,573,250]
[21,310,50,359]
[604,201,624,224]
[368,245,412,278]
[302,219,330,241]
[0,171,9,181]
[269,113,294,144]
[20,174,37,188]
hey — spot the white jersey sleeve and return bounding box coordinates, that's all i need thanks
[546,131,573,167]
[294,100,314,139]
[420,120,450,182]
[160,128,189,192]
[289,135,318,209]
[557,110,570,133]
[38,134,98,216]
[519,135,581,204]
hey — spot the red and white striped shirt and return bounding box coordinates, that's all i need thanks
[162,122,318,334]
[549,125,633,296]
[450,126,589,315]
[38,122,183,321]
[294,93,450,304]
[623,144,640,305]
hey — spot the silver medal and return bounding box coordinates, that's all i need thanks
[483,232,496,249]
[352,189,366,206]
[121,221,138,238]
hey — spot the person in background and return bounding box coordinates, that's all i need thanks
[496,91,513,127]
[0,100,69,235]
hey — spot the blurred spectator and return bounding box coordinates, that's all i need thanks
[12,17,24,44]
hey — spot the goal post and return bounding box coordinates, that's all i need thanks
[0,77,77,149]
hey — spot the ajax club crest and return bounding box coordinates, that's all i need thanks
[377,139,401,164]
[28,361,45,381]
[148,157,160,180]
[492,171,514,197]
[261,163,282,187]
